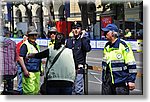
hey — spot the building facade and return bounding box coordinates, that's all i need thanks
[1,0,143,39]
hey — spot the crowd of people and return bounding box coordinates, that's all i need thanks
[0,22,137,95]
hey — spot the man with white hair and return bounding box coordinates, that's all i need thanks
[101,24,137,95]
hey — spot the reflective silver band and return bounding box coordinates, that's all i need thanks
[103,60,125,64]
[127,61,136,65]
[111,60,125,63]
[129,69,137,73]
[112,67,122,71]
[112,66,127,71]
[123,66,127,70]
[102,66,106,70]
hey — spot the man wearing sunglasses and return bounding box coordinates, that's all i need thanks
[47,27,57,48]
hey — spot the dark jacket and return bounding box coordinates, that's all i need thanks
[66,35,91,68]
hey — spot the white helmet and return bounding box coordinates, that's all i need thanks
[49,27,57,32]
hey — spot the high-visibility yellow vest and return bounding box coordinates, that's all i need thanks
[23,40,41,94]
[24,40,41,72]
[125,32,131,38]
[48,40,55,48]
[102,38,137,84]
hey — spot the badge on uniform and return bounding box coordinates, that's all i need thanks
[125,47,130,52]
[116,53,122,59]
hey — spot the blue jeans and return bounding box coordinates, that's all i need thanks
[17,63,23,94]
[46,86,73,95]
[73,74,84,95]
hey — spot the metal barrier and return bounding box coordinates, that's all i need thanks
[11,38,140,51]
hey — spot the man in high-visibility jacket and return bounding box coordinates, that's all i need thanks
[124,28,132,39]
[101,24,137,95]
[19,29,41,95]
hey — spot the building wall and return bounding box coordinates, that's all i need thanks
[1,0,142,38]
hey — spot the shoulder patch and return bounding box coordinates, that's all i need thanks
[120,40,130,52]
[125,47,130,52]
[120,40,128,48]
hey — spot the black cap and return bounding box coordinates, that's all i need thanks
[72,23,82,29]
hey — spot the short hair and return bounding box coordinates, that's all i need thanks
[54,33,65,50]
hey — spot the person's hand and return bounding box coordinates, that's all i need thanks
[42,59,46,64]
[128,82,135,90]
[40,71,44,76]
[81,30,86,38]
[27,53,35,58]
[23,70,30,78]
[81,30,88,38]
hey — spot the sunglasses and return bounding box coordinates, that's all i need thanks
[73,27,80,29]
[49,32,56,35]
[28,34,38,36]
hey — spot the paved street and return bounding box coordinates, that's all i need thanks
[88,69,142,95]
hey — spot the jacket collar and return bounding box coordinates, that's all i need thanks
[109,38,120,48]
[28,40,37,46]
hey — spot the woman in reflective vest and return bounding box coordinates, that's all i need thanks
[101,24,137,95]
[19,30,41,95]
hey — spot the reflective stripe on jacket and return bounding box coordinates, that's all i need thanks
[102,38,137,84]
[24,40,41,72]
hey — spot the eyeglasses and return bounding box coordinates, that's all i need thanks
[73,27,80,29]
[28,34,38,36]
[49,32,56,35]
